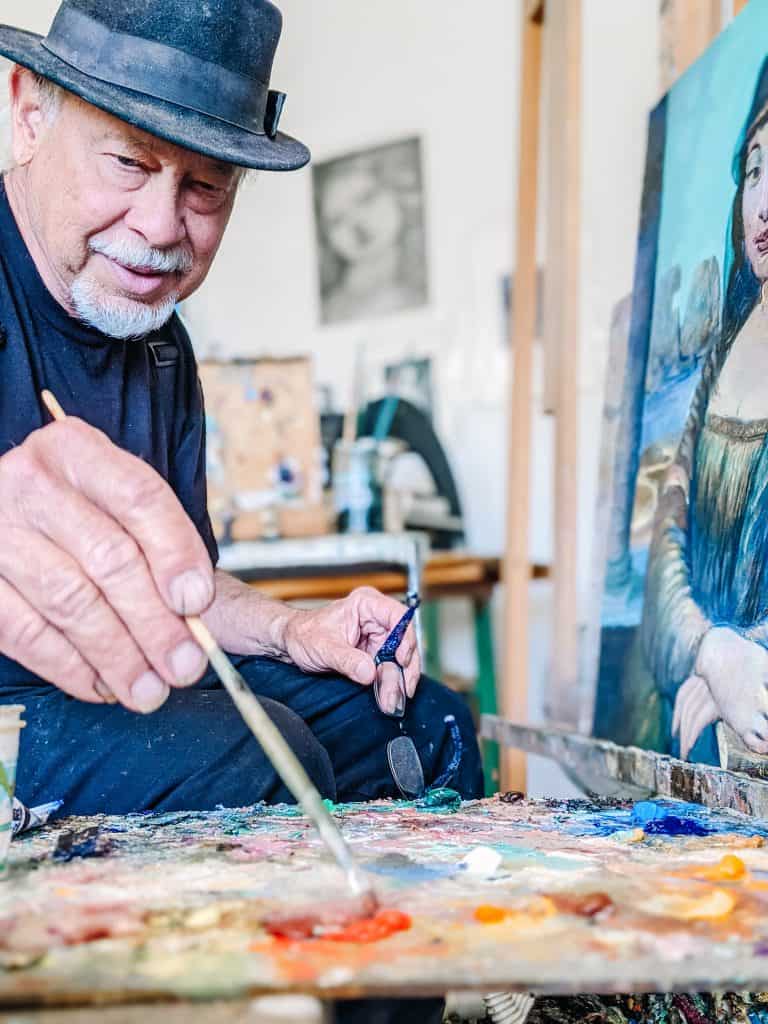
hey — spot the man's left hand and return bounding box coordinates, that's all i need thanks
[281,587,421,707]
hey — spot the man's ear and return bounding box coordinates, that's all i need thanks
[8,66,51,167]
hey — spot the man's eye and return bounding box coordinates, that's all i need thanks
[115,155,142,169]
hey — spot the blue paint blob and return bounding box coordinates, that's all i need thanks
[52,827,112,862]
[368,852,456,884]
[558,799,768,840]
[631,800,710,836]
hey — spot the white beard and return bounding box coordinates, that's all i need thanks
[70,233,193,341]
[70,273,179,340]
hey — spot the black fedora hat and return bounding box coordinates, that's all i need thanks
[0,0,310,171]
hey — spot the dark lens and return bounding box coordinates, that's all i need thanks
[374,660,406,718]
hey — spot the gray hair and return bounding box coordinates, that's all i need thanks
[0,67,64,171]
[31,72,64,122]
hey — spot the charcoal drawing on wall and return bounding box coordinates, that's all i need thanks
[595,5,768,768]
[312,137,428,325]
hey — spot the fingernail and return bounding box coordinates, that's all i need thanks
[131,672,169,713]
[169,569,213,615]
[169,640,206,685]
[94,680,117,705]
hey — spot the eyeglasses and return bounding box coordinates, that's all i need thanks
[373,592,420,719]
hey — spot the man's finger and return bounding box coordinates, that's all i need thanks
[29,420,214,615]
[403,648,422,698]
[309,637,375,687]
[0,528,169,713]
[0,576,107,704]
[16,479,206,689]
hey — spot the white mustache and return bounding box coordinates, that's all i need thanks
[89,235,194,275]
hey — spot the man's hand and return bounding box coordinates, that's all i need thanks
[675,626,768,756]
[0,418,214,712]
[281,586,422,713]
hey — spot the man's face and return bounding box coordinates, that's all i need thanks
[9,72,239,338]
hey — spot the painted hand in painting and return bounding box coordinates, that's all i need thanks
[672,676,719,760]
[282,586,421,708]
[674,627,768,758]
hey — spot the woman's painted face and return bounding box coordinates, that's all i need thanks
[743,122,768,279]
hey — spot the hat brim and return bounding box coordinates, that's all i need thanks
[0,25,310,171]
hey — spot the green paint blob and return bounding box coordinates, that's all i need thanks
[417,788,462,812]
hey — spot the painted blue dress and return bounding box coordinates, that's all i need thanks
[640,336,768,762]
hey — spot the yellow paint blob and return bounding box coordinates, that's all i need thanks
[649,887,736,921]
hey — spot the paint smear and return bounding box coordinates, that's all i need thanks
[264,905,411,943]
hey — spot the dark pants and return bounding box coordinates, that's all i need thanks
[9,655,483,812]
[5,657,483,1024]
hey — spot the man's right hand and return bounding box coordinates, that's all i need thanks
[0,418,214,712]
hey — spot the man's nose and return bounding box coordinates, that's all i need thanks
[124,176,187,250]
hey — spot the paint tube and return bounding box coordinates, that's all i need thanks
[12,797,62,835]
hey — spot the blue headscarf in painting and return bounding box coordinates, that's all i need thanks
[721,55,768,342]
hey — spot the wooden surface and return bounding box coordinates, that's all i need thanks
[550,0,582,730]
[242,553,549,603]
[502,2,544,794]
[659,0,724,94]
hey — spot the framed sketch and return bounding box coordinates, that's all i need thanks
[312,137,428,325]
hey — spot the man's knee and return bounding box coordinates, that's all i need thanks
[412,677,484,800]
[244,698,337,804]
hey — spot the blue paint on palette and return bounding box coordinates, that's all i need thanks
[368,853,457,885]
[559,800,768,840]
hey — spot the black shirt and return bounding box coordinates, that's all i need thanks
[0,177,218,688]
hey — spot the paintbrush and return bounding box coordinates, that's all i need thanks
[40,389,377,915]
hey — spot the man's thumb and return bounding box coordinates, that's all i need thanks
[335,647,375,686]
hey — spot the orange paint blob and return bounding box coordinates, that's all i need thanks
[474,905,508,924]
[700,854,747,881]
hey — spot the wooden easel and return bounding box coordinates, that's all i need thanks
[501,0,581,792]
[501,0,749,794]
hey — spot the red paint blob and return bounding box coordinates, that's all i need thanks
[549,892,614,918]
[264,906,411,944]
[327,909,412,944]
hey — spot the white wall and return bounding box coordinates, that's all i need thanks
[0,0,660,796]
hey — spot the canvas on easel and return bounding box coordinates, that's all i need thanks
[594,1,768,773]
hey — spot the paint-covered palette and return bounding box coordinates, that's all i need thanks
[4,795,768,1007]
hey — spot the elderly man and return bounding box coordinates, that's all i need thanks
[0,5,482,1021]
[0,0,482,820]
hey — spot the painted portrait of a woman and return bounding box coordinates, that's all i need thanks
[637,55,768,764]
